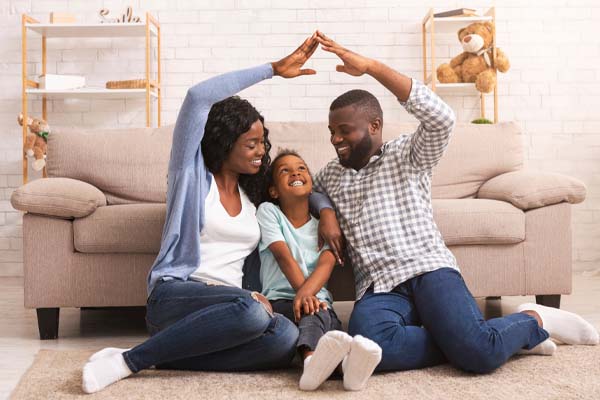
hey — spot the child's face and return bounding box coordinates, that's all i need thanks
[269,155,313,202]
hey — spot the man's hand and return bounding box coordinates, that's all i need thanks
[293,292,328,322]
[318,30,412,101]
[318,208,344,265]
[271,32,319,78]
[316,31,373,76]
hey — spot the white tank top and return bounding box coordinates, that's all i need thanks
[189,177,260,287]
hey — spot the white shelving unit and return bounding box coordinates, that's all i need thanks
[422,7,498,122]
[21,13,161,183]
[25,88,159,98]
[24,22,158,37]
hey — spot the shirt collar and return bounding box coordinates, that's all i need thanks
[366,142,388,165]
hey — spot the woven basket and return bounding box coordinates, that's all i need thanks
[105,79,147,89]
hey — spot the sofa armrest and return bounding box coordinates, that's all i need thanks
[11,177,107,218]
[477,170,586,211]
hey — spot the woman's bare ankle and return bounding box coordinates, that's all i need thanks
[521,310,543,328]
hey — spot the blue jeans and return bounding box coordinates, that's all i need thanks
[348,268,549,374]
[123,279,299,372]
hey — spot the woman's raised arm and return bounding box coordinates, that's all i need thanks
[169,32,320,171]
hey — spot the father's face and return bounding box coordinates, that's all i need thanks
[328,105,378,171]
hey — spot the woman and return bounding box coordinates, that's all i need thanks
[81,32,343,394]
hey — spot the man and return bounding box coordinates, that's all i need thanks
[313,31,599,374]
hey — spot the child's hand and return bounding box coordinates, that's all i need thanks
[293,293,328,322]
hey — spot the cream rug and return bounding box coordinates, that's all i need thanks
[11,346,600,399]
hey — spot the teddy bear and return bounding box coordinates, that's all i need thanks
[17,113,50,171]
[436,22,510,93]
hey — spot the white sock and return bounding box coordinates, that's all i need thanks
[82,353,132,394]
[517,303,600,345]
[304,355,313,366]
[299,330,352,391]
[342,335,382,391]
[517,338,557,356]
[88,347,131,362]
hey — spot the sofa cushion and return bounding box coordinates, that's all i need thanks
[433,199,525,245]
[430,122,524,199]
[11,177,106,218]
[46,121,524,205]
[73,199,523,254]
[478,170,587,210]
[74,204,165,253]
[47,125,173,205]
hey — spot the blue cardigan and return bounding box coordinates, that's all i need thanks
[146,64,330,296]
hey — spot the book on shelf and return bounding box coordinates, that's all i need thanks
[434,8,479,18]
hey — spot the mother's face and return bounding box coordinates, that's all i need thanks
[222,119,266,175]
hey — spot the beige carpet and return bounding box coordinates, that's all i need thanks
[11,346,600,400]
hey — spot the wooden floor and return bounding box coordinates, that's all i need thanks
[2,272,600,399]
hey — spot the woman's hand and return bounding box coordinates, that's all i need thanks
[293,292,327,322]
[318,208,344,265]
[271,32,319,78]
[316,31,373,76]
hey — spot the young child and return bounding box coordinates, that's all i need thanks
[257,149,382,391]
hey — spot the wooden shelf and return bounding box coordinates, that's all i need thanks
[423,16,493,33]
[21,12,162,183]
[26,88,158,98]
[25,22,157,38]
[422,7,498,122]
[431,83,479,91]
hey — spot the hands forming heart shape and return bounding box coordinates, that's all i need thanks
[271,31,373,79]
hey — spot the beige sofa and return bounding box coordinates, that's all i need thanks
[11,122,587,339]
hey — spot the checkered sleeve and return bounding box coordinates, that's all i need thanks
[312,166,328,196]
[308,166,334,217]
[399,79,456,170]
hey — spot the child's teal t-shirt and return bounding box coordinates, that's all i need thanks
[256,202,333,306]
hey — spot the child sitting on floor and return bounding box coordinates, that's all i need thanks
[256,149,382,391]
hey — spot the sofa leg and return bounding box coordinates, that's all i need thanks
[36,308,60,340]
[535,295,561,309]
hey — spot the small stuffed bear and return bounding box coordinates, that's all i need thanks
[17,113,50,171]
[436,22,510,93]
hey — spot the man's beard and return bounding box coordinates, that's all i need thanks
[339,131,373,170]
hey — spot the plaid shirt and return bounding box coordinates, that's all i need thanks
[314,79,459,300]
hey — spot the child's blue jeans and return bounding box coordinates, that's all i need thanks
[348,267,549,373]
[271,299,342,351]
[123,279,298,372]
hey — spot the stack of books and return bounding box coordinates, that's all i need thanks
[434,8,479,18]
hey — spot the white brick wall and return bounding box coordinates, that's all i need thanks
[1,0,598,276]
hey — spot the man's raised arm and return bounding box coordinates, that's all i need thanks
[316,31,456,170]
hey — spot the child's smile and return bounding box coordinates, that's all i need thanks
[269,154,313,202]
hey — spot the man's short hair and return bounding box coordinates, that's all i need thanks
[330,89,383,122]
